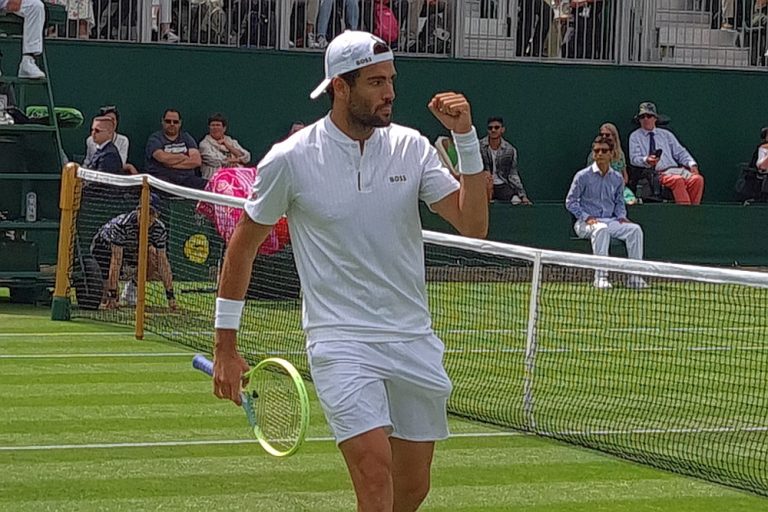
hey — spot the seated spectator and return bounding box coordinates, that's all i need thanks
[404,0,453,52]
[0,0,46,78]
[90,193,176,310]
[85,105,137,174]
[587,123,637,205]
[199,113,251,180]
[566,136,647,290]
[315,0,359,48]
[436,133,493,200]
[746,0,768,66]
[755,126,768,172]
[145,109,206,190]
[83,116,123,174]
[629,102,704,205]
[479,116,532,204]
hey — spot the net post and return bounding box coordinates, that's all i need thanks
[135,178,151,340]
[523,251,543,431]
[51,163,82,321]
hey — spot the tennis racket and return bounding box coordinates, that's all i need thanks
[192,354,310,457]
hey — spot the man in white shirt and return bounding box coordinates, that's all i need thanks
[212,30,487,512]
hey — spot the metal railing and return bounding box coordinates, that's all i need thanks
[47,0,768,70]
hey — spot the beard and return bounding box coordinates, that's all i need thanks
[348,98,393,128]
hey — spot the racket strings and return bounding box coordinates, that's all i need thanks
[249,366,304,452]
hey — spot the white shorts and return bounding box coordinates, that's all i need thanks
[307,335,453,444]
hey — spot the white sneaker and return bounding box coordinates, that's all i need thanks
[306,32,319,48]
[161,30,179,43]
[18,56,45,79]
[593,277,612,289]
[627,277,649,290]
[316,35,328,49]
[121,281,137,306]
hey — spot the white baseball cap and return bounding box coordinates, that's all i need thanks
[309,30,394,100]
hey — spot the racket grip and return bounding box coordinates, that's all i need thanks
[192,354,214,377]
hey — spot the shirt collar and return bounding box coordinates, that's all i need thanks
[322,113,380,147]
[590,162,602,173]
[95,141,108,151]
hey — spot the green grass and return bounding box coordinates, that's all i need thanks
[1,304,767,510]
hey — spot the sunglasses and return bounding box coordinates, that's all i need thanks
[487,125,502,131]
[599,132,612,137]
[91,128,104,133]
[638,114,655,120]
[593,148,611,154]
[163,119,180,125]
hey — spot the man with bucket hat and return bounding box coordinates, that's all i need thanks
[628,101,705,205]
[212,31,488,511]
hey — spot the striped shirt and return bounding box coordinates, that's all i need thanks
[91,211,168,254]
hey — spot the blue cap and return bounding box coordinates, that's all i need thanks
[149,192,161,213]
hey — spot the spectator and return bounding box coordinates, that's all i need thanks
[754,126,768,172]
[90,193,176,310]
[404,0,453,52]
[145,109,206,190]
[587,122,637,205]
[199,113,251,180]
[315,0,359,48]
[85,105,137,174]
[83,116,123,174]
[746,0,767,66]
[479,116,532,204]
[566,135,647,290]
[289,0,320,47]
[629,102,704,205]
[436,133,493,199]
[64,0,94,38]
[0,0,46,78]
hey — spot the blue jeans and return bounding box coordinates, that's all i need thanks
[317,0,359,38]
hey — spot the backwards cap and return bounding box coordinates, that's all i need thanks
[309,31,394,100]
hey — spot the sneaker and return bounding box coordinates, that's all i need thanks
[18,56,45,79]
[121,281,137,306]
[593,277,612,289]
[626,277,649,290]
[306,32,319,49]
[316,35,328,49]
[720,22,734,30]
[161,30,179,43]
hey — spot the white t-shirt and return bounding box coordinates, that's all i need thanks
[244,115,460,345]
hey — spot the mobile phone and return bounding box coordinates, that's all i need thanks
[654,149,663,158]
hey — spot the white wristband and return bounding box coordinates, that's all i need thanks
[451,126,484,175]
[215,298,245,330]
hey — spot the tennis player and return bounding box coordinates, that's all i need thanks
[213,30,488,512]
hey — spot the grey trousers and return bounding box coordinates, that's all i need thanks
[574,219,644,280]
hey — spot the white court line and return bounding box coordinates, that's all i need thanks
[0,332,132,338]
[4,426,767,452]
[0,432,521,452]
[0,352,191,359]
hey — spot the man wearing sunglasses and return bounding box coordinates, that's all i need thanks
[628,102,704,205]
[83,116,123,175]
[566,136,647,290]
[145,109,206,190]
[479,116,532,204]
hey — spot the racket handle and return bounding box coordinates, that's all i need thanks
[192,354,214,377]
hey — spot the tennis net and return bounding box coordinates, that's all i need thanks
[56,167,768,496]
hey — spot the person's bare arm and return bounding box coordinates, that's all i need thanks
[104,245,123,309]
[214,216,274,404]
[156,249,177,310]
[6,0,21,12]
[427,92,488,238]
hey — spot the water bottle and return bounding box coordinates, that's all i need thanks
[25,191,37,222]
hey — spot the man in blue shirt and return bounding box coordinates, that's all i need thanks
[628,102,704,205]
[566,136,647,289]
[145,109,206,190]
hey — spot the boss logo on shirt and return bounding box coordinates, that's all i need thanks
[389,175,407,183]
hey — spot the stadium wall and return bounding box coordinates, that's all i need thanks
[48,41,764,204]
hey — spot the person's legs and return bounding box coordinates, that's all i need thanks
[606,221,643,261]
[492,182,515,201]
[659,173,691,204]
[339,429,395,512]
[391,439,435,512]
[315,0,333,43]
[407,0,424,42]
[17,0,45,54]
[343,0,359,29]
[575,220,610,283]
[686,174,705,205]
